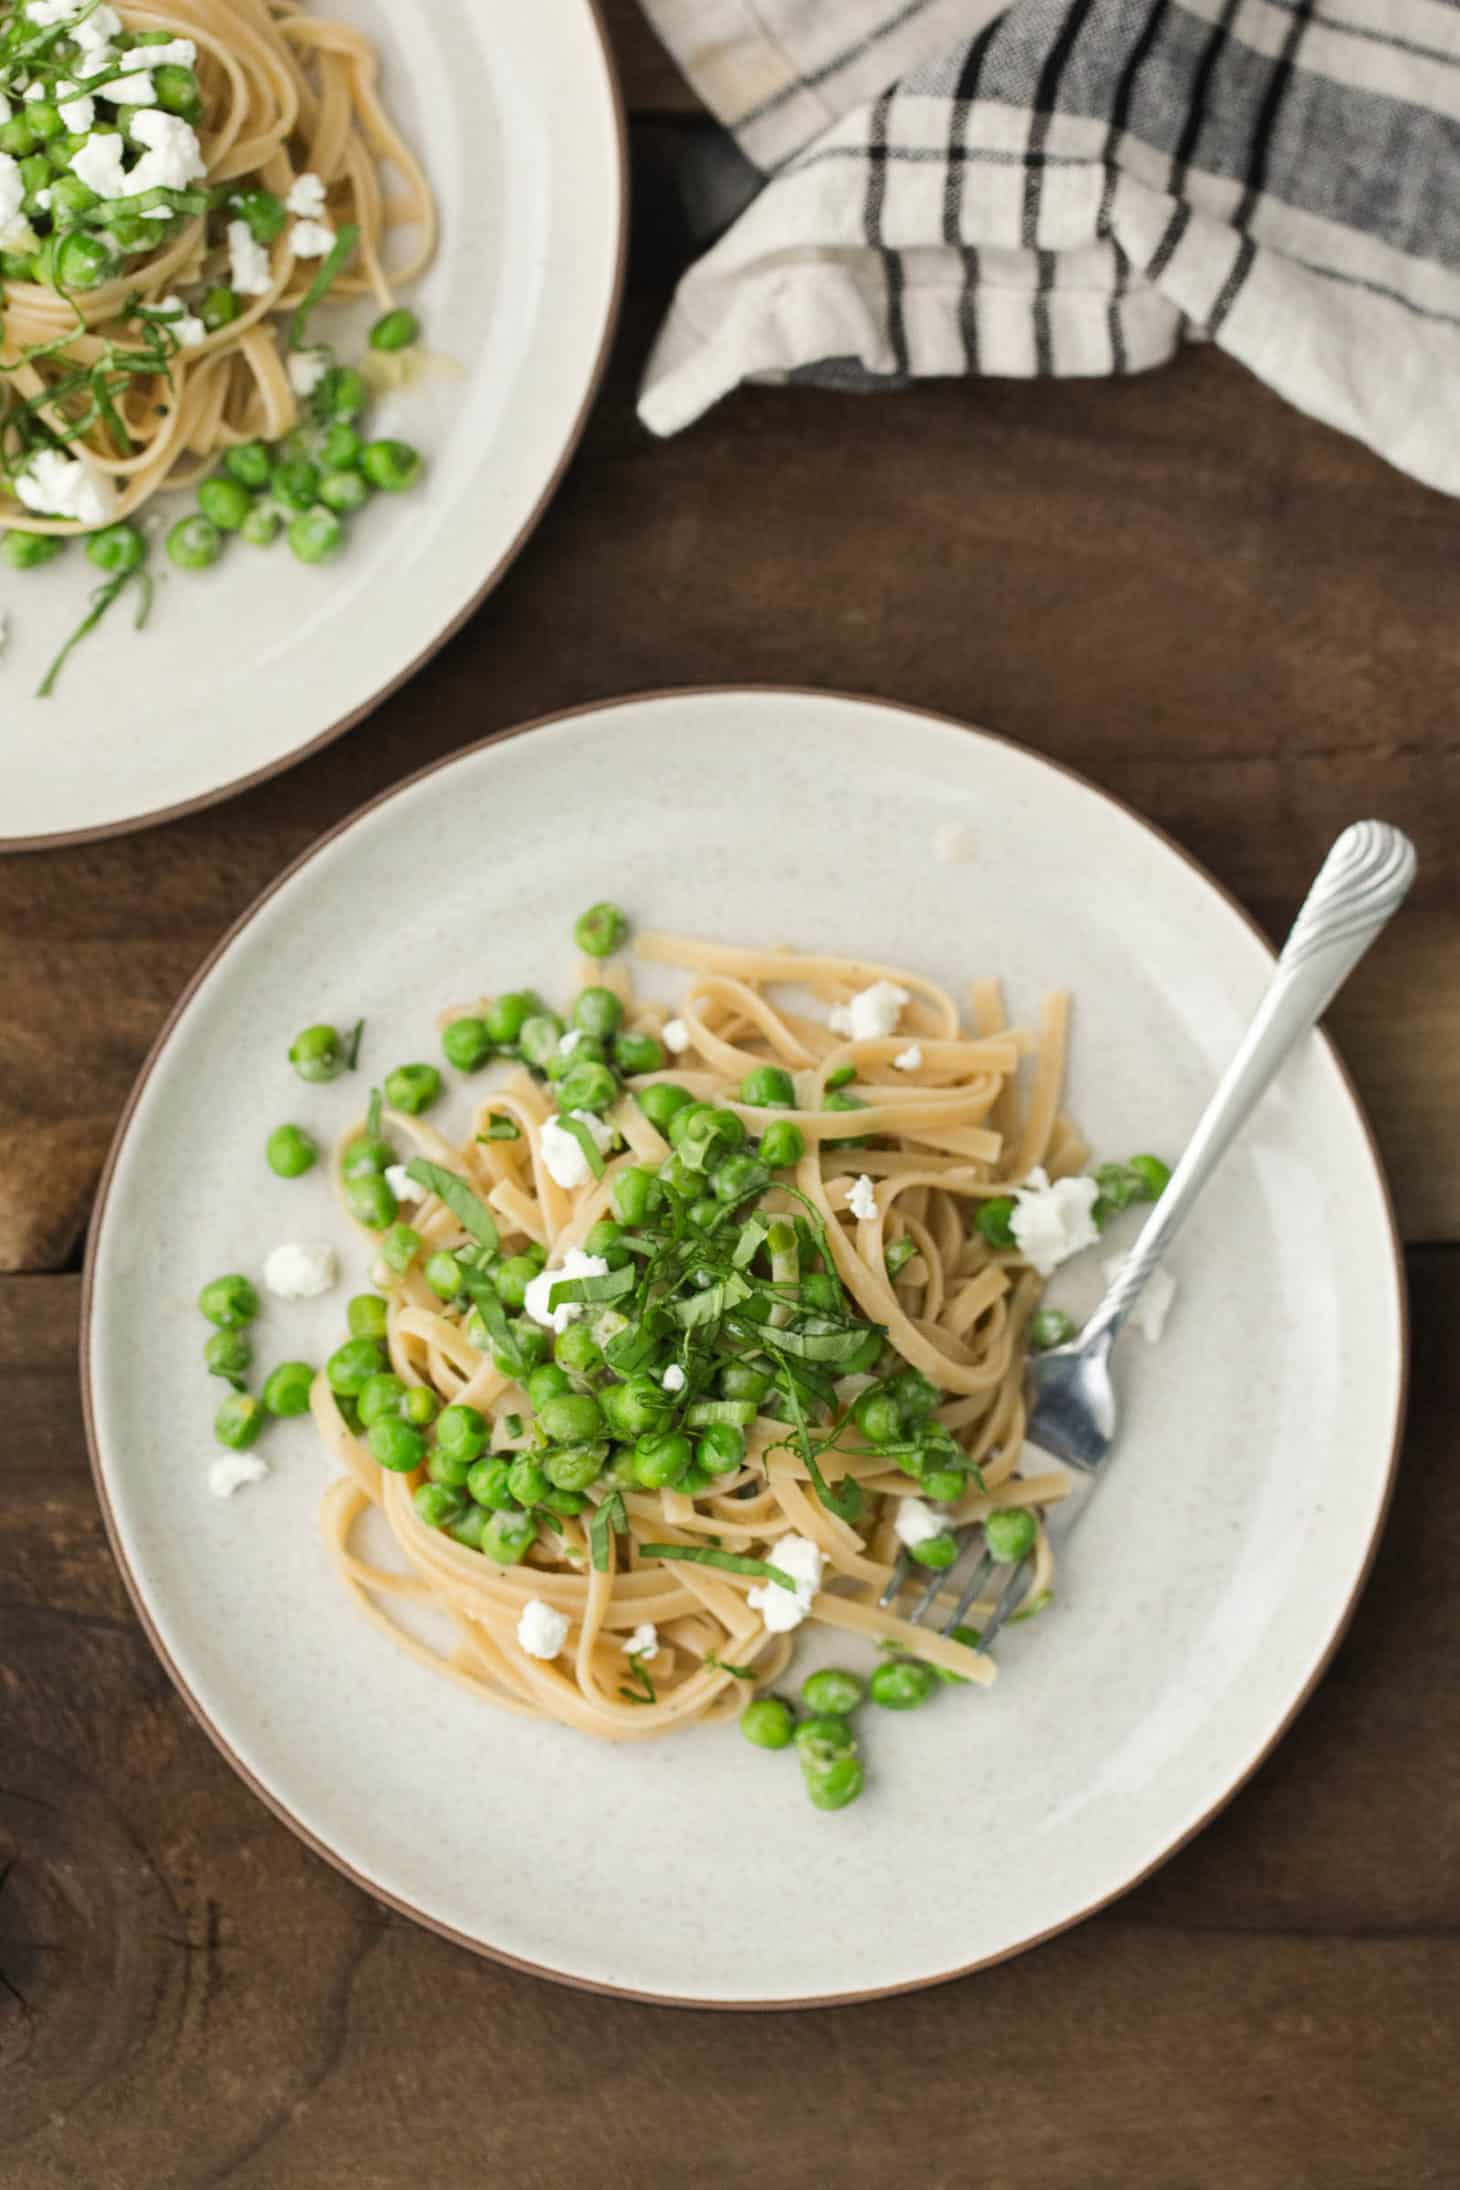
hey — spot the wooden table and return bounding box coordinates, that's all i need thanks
[4,9,1458,2183]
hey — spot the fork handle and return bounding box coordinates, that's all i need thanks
[1088,821,1416,1342]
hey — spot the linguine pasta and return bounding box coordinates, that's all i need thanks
[312,934,1087,1745]
[0,0,434,533]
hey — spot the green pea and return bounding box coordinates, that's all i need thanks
[271,457,319,513]
[370,306,420,351]
[793,1714,856,1767]
[214,1392,264,1450]
[1129,1153,1172,1200]
[851,1389,899,1445]
[47,134,88,174]
[908,1531,959,1571]
[240,504,279,548]
[368,1417,424,1473]
[687,1105,748,1160]
[223,439,271,491]
[507,1457,549,1507]
[920,1462,967,1504]
[422,1251,462,1300]
[318,465,369,515]
[102,209,156,254]
[326,1337,387,1395]
[2,530,65,570]
[321,421,363,469]
[232,184,283,240]
[582,1218,626,1262]
[720,1361,772,1404]
[288,506,343,565]
[637,1081,693,1132]
[413,1480,465,1528]
[823,1090,868,1145]
[804,1755,865,1810]
[696,1423,745,1475]
[518,1012,565,1071]
[201,285,240,331]
[602,1376,671,1438]
[504,1319,551,1374]
[712,1152,770,1205]
[436,1403,489,1465]
[525,1363,570,1409]
[553,1322,601,1374]
[347,1175,397,1230]
[572,986,624,1039]
[1029,1306,1076,1351]
[384,1062,441,1115]
[0,115,36,157]
[342,1133,392,1180]
[685,1195,718,1233]
[439,1015,492,1072]
[546,1033,605,1084]
[573,901,629,958]
[345,1293,387,1341]
[492,1253,540,1311]
[633,1429,693,1490]
[537,1391,603,1444]
[869,1659,939,1711]
[196,474,251,532]
[556,1060,618,1115]
[466,1455,515,1510]
[203,1328,252,1384]
[759,1120,805,1170]
[481,1510,537,1565]
[199,1274,259,1329]
[23,100,60,143]
[262,1360,315,1417]
[357,1373,405,1426]
[801,1667,865,1717]
[975,1196,1017,1250]
[427,1439,474,1488]
[380,1222,420,1271]
[656,1153,697,1199]
[885,1237,919,1281]
[985,1507,1038,1563]
[740,1064,796,1108]
[545,1441,606,1492]
[612,1030,664,1076]
[265,1123,317,1178]
[483,990,538,1045]
[405,1387,438,1429]
[289,1023,343,1082]
[165,511,220,571]
[46,174,97,218]
[890,1370,941,1420]
[448,1501,489,1551]
[608,1165,659,1227]
[739,1697,795,1750]
[542,1487,586,1517]
[359,436,420,491]
[316,365,366,420]
[83,523,144,576]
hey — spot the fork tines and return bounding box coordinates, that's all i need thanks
[879,1526,1032,1653]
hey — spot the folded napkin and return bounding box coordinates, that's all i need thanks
[638,0,1460,495]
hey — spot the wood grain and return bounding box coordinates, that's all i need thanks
[602,0,700,111]
[2,1256,1457,2186]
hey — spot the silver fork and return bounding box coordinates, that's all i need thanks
[880,820,1417,1655]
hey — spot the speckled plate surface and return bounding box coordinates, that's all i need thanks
[83,690,1405,2006]
[1,0,625,850]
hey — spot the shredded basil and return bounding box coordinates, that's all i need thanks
[404,1159,500,1252]
[640,1543,796,1593]
[479,1114,522,1142]
[589,1489,627,1572]
[291,221,359,349]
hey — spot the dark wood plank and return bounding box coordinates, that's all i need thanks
[603,0,699,112]
[3,1255,1457,2184]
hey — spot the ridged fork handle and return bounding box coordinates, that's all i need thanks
[1089,821,1416,1343]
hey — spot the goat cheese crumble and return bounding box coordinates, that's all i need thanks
[523,1248,610,1334]
[747,1533,824,1633]
[227,217,273,295]
[209,1452,268,1498]
[894,1044,923,1071]
[846,1173,879,1222]
[1103,1257,1177,1343]
[540,1111,614,1189]
[623,1623,659,1660]
[829,981,909,1041]
[263,1241,338,1299]
[517,1599,570,1660]
[1008,1167,1101,1279]
[661,1017,691,1053]
[894,1498,947,1549]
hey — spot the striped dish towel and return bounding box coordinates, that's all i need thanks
[636,0,1460,495]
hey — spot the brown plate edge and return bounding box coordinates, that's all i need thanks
[0,0,630,857]
[78,684,1411,2012]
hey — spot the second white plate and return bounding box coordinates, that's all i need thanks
[1,0,625,849]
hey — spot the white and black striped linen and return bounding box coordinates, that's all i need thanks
[638,0,1460,493]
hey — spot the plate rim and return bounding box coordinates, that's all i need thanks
[0,0,629,859]
[79,685,1410,2009]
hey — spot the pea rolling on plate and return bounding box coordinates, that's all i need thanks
[83,689,1405,2006]
[0,0,626,850]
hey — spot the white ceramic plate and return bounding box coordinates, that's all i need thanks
[84,691,1405,2006]
[1,0,624,851]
